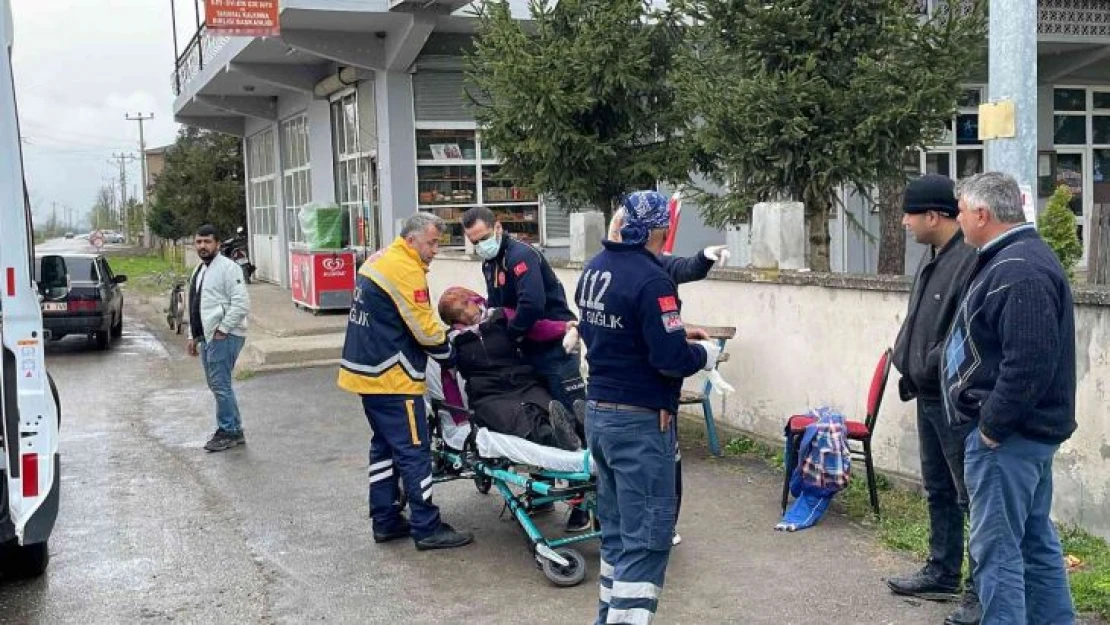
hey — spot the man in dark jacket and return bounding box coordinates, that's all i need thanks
[942,172,1077,625]
[887,175,981,625]
[461,207,584,414]
[578,190,721,625]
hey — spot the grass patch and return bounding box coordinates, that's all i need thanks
[234,368,256,382]
[106,250,188,296]
[722,433,1110,619]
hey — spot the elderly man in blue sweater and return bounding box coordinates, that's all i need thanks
[941,171,1078,625]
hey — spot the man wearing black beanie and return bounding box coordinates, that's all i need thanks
[888,174,981,625]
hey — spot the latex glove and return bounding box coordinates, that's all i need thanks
[706,369,735,395]
[703,245,731,265]
[562,322,580,353]
[697,339,722,371]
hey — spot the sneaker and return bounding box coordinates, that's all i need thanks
[672,532,682,546]
[204,429,239,452]
[886,567,960,601]
[373,516,411,544]
[565,507,593,533]
[232,430,246,445]
[944,591,982,625]
[414,523,474,551]
[548,401,582,451]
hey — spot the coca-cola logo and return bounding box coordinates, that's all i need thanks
[322,257,345,272]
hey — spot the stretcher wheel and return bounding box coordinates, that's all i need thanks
[541,548,587,587]
[474,475,492,494]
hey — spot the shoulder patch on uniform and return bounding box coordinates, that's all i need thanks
[661,311,684,333]
[414,289,429,303]
[497,271,506,286]
[657,295,678,312]
[513,261,528,277]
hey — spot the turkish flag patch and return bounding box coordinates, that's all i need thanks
[657,296,678,312]
[414,289,429,303]
[513,261,529,277]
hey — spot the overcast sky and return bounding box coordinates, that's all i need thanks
[11,0,197,229]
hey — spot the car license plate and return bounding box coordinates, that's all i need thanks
[42,302,67,312]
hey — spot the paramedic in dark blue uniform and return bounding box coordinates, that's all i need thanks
[578,191,722,625]
[461,206,584,414]
[607,206,730,547]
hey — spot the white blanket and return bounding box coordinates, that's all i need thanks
[438,410,595,475]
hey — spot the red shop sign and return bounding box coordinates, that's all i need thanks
[205,0,280,37]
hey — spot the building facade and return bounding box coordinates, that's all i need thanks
[171,0,1110,282]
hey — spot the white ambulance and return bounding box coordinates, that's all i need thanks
[0,0,62,578]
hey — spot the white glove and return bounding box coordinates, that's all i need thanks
[562,322,580,353]
[703,245,731,265]
[706,369,735,395]
[697,339,721,371]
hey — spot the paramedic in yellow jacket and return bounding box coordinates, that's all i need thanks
[338,213,474,551]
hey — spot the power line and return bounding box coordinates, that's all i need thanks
[109,153,138,241]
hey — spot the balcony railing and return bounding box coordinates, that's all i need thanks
[171,24,231,97]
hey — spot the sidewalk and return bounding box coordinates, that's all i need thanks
[238,282,347,370]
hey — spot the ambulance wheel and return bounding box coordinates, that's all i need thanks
[475,475,492,494]
[541,548,586,587]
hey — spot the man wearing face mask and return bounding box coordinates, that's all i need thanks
[460,207,583,417]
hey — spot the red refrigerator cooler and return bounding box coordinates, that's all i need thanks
[290,248,356,313]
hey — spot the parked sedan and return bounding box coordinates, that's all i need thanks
[35,253,126,350]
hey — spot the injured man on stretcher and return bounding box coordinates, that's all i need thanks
[424,286,594,475]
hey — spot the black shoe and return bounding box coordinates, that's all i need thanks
[414,523,474,551]
[232,430,246,445]
[565,507,593,533]
[204,429,240,452]
[886,567,959,601]
[548,401,582,451]
[572,400,587,426]
[944,592,982,625]
[373,517,411,544]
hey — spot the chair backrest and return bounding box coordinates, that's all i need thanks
[864,348,894,433]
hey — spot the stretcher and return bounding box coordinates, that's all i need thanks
[426,399,600,587]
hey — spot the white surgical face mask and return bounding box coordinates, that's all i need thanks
[475,235,500,260]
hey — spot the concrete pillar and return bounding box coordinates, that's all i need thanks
[750,201,805,270]
[375,71,419,243]
[570,211,605,262]
[985,0,1038,202]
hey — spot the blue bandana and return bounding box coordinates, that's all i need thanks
[619,190,670,246]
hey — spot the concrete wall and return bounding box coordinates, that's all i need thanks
[426,256,1110,540]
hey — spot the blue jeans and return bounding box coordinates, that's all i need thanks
[586,401,676,625]
[965,431,1075,625]
[198,335,245,434]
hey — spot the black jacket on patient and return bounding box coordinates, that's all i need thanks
[451,309,569,449]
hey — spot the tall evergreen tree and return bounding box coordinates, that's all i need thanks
[466,0,690,216]
[671,0,986,271]
[149,126,245,241]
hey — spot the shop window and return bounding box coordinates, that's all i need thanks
[1054,115,1087,145]
[415,128,540,247]
[331,89,378,251]
[281,115,312,244]
[1054,88,1087,112]
[1093,115,1110,144]
[246,129,276,236]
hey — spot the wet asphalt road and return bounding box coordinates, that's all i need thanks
[0,301,959,624]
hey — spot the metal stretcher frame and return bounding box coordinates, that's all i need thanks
[428,401,600,587]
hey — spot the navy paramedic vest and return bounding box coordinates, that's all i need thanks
[482,236,575,343]
[576,240,708,414]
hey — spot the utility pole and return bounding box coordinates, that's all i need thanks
[109,153,137,241]
[126,112,154,246]
[984,0,1037,207]
[51,201,57,235]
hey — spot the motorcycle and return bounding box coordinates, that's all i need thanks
[220,226,256,284]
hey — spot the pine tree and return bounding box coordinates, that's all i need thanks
[1037,185,1083,280]
[670,0,986,271]
[148,126,245,241]
[466,0,690,216]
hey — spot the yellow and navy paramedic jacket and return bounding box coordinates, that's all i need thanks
[337,237,453,396]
